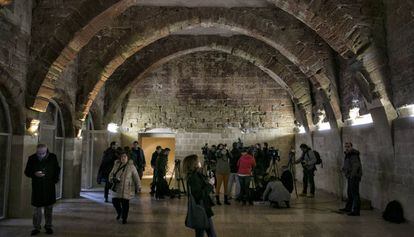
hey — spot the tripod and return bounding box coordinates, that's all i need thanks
[267,157,280,178]
[169,160,186,194]
[287,153,298,198]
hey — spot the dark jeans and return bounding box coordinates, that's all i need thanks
[195,218,217,237]
[238,175,252,202]
[112,198,130,221]
[33,205,53,230]
[104,181,111,200]
[302,169,315,194]
[345,178,361,214]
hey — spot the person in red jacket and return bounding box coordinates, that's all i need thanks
[237,148,256,205]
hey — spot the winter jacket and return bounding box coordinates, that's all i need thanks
[24,152,60,207]
[237,154,256,175]
[263,180,290,203]
[229,148,241,173]
[281,170,294,193]
[156,154,168,178]
[151,151,159,169]
[187,170,214,218]
[97,148,118,182]
[215,149,231,175]
[299,149,317,171]
[342,149,363,179]
[131,147,146,169]
[109,160,141,200]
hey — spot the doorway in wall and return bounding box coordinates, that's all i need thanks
[139,134,176,183]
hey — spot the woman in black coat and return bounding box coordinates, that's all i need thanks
[183,154,216,237]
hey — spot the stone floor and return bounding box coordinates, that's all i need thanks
[0,187,413,237]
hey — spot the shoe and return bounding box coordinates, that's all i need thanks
[105,198,109,203]
[307,194,315,198]
[31,229,40,236]
[285,201,290,208]
[299,193,307,197]
[339,208,351,212]
[215,195,222,205]
[45,228,53,235]
[248,201,254,206]
[122,220,127,224]
[224,195,231,205]
[116,214,121,220]
[242,200,246,206]
[347,212,360,216]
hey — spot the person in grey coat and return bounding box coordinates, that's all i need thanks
[340,142,363,216]
[263,177,291,208]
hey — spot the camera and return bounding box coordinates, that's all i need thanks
[110,177,121,192]
[269,147,280,162]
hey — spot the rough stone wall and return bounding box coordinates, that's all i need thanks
[385,0,414,107]
[296,121,414,221]
[337,58,369,119]
[0,0,32,112]
[175,129,294,163]
[122,51,295,131]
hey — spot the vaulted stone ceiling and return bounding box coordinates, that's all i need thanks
[22,0,402,132]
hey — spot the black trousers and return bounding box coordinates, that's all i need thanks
[345,178,361,214]
[104,181,111,200]
[302,169,315,194]
[112,198,130,221]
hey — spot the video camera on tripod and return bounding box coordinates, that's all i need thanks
[269,147,280,162]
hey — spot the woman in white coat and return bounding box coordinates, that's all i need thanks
[109,151,141,224]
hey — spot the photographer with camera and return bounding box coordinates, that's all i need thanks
[109,151,141,224]
[295,144,317,198]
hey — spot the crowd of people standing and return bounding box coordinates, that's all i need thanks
[23,139,362,236]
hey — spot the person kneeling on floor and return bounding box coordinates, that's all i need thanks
[263,176,291,208]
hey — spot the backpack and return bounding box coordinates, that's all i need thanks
[313,150,322,166]
[383,200,405,223]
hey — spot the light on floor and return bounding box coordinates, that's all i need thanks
[107,123,119,133]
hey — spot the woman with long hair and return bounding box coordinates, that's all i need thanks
[182,155,217,237]
[109,151,141,224]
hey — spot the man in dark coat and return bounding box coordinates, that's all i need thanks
[150,145,162,195]
[228,142,241,199]
[97,141,118,202]
[155,148,170,199]
[340,142,363,216]
[131,141,146,180]
[25,144,60,236]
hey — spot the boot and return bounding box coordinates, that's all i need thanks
[215,195,222,205]
[224,195,231,205]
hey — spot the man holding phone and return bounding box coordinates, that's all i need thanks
[25,144,60,235]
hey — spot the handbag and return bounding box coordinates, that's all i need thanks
[109,164,127,192]
[185,185,209,229]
